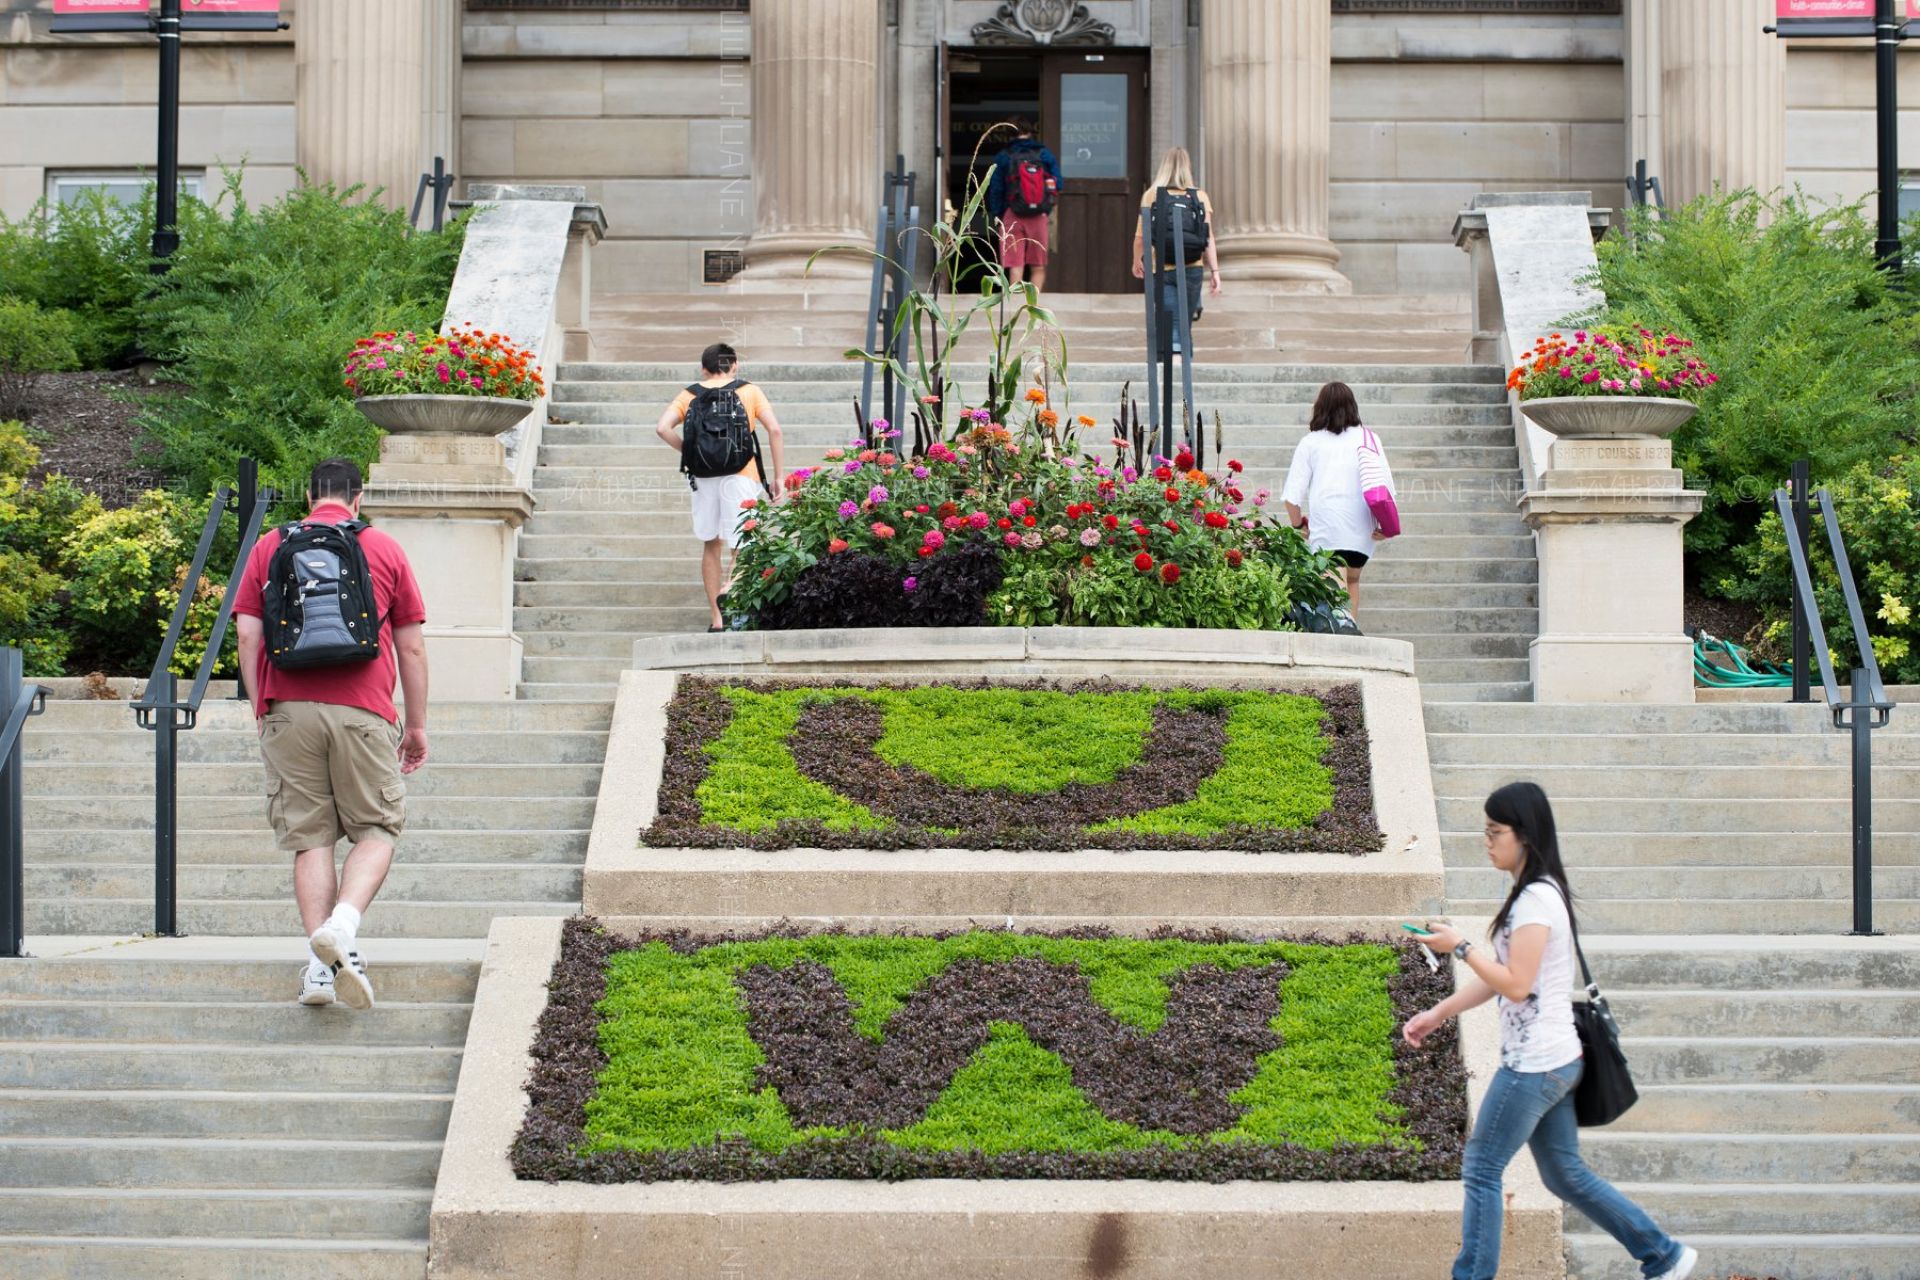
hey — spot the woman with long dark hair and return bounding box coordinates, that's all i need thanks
[1406,782,1697,1280]
[1280,380,1392,613]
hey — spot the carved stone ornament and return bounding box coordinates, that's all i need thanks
[971,0,1117,46]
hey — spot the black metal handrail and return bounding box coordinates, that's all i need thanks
[1773,482,1898,936]
[1140,192,1200,468]
[1,647,50,958]
[130,459,276,937]
[861,156,919,439]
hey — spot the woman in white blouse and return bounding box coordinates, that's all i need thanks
[1281,381,1392,612]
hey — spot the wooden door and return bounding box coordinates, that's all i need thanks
[1040,51,1147,294]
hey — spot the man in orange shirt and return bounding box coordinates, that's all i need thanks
[655,342,784,631]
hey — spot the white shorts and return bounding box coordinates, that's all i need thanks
[690,472,762,546]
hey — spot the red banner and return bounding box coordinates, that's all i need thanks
[52,1,148,12]
[1776,0,1920,17]
[183,0,280,10]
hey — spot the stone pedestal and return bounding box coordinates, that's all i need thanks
[1522,437,1703,704]
[361,433,534,701]
[1201,0,1349,292]
[1658,0,1785,204]
[735,0,879,285]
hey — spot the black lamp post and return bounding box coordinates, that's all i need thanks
[1876,0,1904,273]
[152,0,182,270]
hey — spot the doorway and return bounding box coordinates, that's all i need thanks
[944,48,1148,294]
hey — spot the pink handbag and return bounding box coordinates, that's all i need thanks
[1358,426,1400,539]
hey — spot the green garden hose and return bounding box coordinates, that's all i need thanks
[1692,629,1793,688]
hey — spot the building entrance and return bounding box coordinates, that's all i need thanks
[943,47,1148,294]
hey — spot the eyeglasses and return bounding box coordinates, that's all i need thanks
[1483,824,1512,840]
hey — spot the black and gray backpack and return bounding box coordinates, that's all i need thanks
[679,378,764,489]
[261,521,383,670]
[1153,188,1211,266]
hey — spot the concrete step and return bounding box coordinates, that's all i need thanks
[0,1042,459,1092]
[1433,763,1911,801]
[0,952,478,1004]
[25,828,587,863]
[518,682,620,702]
[587,337,1478,364]
[1565,1232,1920,1280]
[22,763,604,800]
[0,1000,472,1048]
[1625,1036,1920,1085]
[27,701,611,733]
[22,729,610,766]
[1429,730,1920,767]
[1573,937,1920,988]
[1422,702,1834,735]
[0,1089,454,1141]
[1613,1083,1920,1135]
[0,1186,431,1242]
[1446,865,1920,902]
[1445,896,1920,933]
[558,360,1507,385]
[24,863,583,904]
[1441,830,1920,868]
[25,794,596,830]
[548,402,1517,429]
[1580,1131,1920,1183]
[1435,794,1920,833]
[1597,989,1920,1038]
[1417,681,1533,703]
[550,378,1506,406]
[23,899,574,938]
[3,1236,427,1280]
[1404,660,1532,686]
[0,1137,443,1189]
[1572,1182,1920,1236]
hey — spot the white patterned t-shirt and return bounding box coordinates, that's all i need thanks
[1494,879,1582,1072]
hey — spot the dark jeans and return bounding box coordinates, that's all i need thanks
[1454,1061,1685,1280]
[1153,266,1204,356]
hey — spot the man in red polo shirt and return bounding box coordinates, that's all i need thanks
[233,458,430,1011]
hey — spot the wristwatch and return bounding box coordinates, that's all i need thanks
[1452,940,1474,962]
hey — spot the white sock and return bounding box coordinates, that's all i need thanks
[308,946,326,972]
[324,903,362,942]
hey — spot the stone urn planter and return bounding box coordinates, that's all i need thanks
[353,393,533,436]
[1520,395,1697,440]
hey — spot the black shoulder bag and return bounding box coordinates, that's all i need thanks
[1565,905,1639,1127]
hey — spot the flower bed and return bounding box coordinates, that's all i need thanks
[513,919,1466,1183]
[641,678,1382,854]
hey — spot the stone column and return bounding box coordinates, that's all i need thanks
[736,0,880,284]
[420,0,462,179]
[1200,0,1349,293]
[1659,0,1785,205]
[295,0,428,210]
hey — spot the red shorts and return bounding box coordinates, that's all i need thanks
[998,212,1050,268]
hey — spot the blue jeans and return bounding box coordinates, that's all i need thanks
[1453,1060,1685,1280]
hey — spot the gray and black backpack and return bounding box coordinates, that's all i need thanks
[261,521,384,669]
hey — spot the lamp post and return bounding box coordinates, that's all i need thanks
[1876,0,1904,273]
[153,0,182,270]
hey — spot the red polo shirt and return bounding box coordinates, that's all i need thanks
[232,502,428,724]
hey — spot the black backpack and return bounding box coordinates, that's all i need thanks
[261,521,384,670]
[679,378,764,488]
[1006,142,1055,217]
[1153,188,1211,266]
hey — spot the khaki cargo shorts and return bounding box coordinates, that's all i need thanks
[258,701,407,851]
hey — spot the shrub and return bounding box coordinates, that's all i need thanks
[1719,454,1919,684]
[1585,192,1920,587]
[0,186,152,367]
[0,297,82,419]
[133,173,464,516]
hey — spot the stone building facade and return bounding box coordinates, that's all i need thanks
[1,0,1913,297]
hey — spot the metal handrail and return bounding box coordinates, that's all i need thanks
[1141,191,1200,466]
[129,459,276,937]
[2,647,50,958]
[860,156,919,437]
[1773,483,1897,935]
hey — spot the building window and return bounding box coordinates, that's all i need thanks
[46,172,204,208]
[1902,177,1920,226]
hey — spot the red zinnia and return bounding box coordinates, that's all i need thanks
[1161,562,1182,584]
[1021,515,1037,527]
[1227,459,1244,473]
[1133,552,1154,572]
[997,517,1014,530]
[1225,549,1243,567]
[1204,512,1230,530]
[1153,465,1173,483]
[1164,520,1181,533]
[1103,514,1120,530]
[1163,487,1181,502]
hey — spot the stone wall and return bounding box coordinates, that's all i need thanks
[461,5,751,296]
[1328,9,1627,296]
[1786,43,1920,210]
[0,0,296,219]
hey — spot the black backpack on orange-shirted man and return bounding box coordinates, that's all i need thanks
[679,377,766,490]
[261,521,384,669]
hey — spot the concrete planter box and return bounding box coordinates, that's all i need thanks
[353,393,533,435]
[428,916,1564,1280]
[1521,395,1697,440]
[584,630,1446,930]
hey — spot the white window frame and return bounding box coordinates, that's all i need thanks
[45,171,206,208]
[1901,175,1920,226]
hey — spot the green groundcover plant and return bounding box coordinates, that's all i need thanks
[513,919,1467,1183]
[1582,191,1920,593]
[641,678,1383,854]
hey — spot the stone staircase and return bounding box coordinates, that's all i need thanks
[521,356,1537,703]
[1429,700,1920,1278]
[4,697,610,1277]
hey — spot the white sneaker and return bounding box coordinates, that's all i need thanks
[310,925,375,1011]
[1653,1245,1698,1280]
[298,962,335,1007]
